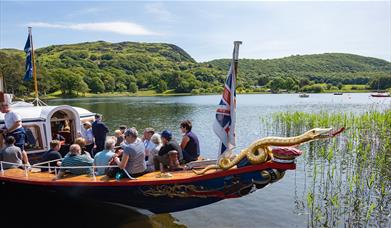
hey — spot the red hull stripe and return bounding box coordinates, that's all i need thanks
[0,162,295,187]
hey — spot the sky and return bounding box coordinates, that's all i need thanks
[0,1,390,62]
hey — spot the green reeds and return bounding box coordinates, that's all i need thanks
[262,109,391,227]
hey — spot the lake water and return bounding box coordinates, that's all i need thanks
[45,93,390,227]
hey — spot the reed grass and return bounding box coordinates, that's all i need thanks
[262,109,391,227]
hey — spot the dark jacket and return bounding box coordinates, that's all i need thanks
[40,149,62,172]
[158,140,182,156]
[92,121,109,141]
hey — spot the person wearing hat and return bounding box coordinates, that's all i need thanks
[153,130,182,171]
[92,114,109,156]
[81,121,94,154]
[117,128,146,178]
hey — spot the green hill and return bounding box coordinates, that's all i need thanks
[206,53,391,90]
[1,41,390,97]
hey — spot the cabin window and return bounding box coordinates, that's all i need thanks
[0,125,43,151]
[24,125,44,151]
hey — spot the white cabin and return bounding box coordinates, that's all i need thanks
[0,102,95,154]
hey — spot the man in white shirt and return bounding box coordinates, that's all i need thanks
[1,103,30,166]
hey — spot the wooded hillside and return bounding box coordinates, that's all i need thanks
[1,41,390,96]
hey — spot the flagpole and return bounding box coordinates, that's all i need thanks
[233,41,242,79]
[29,27,39,101]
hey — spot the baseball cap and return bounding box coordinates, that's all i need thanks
[161,130,172,139]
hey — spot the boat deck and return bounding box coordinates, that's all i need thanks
[0,162,295,186]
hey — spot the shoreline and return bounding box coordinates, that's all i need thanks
[16,89,381,101]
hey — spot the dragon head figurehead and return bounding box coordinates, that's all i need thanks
[300,127,345,143]
[303,127,333,140]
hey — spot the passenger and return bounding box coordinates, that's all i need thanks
[146,133,162,172]
[93,138,119,176]
[119,125,127,134]
[153,130,182,171]
[81,121,94,154]
[40,140,62,172]
[143,128,155,161]
[114,130,124,146]
[180,120,200,163]
[92,114,109,156]
[0,102,30,166]
[74,137,92,158]
[0,136,24,169]
[117,128,146,178]
[55,144,93,179]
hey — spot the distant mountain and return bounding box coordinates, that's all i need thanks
[1,41,390,96]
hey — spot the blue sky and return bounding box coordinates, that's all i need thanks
[0,1,390,62]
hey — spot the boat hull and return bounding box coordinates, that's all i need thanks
[0,162,294,213]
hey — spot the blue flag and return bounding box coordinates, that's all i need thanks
[23,33,33,81]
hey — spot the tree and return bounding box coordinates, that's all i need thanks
[129,82,138,93]
[267,77,285,92]
[337,83,343,90]
[283,77,297,91]
[156,80,167,93]
[257,76,269,86]
[88,77,105,93]
[51,69,85,95]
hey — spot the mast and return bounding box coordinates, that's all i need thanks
[233,41,242,77]
[29,27,39,101]
[27,27,46,106]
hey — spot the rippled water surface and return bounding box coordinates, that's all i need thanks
[45,93,390,227]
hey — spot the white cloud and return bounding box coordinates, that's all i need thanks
[27,21,159,36]
[145,3,174,21]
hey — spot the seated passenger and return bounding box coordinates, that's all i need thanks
[146,133,162,172]
[114,130,124,146]
[74,137,92,158]
[94,138,119,176]
[143,128,155,161]
[117,128,146,178]
[180,120,200,163]
[153,130,182,171]
[0,136,23,169]
[40,140,62,172]
[55,144,93,179]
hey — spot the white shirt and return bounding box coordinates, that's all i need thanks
[144,139,155,157]
[4,111,22,130]
[81,128,94,145]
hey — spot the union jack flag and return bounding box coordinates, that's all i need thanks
[213,59,237,156]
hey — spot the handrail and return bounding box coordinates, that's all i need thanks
[0,161,135,180]
[32,158,63,166]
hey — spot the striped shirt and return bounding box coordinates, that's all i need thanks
[61,154,94,175]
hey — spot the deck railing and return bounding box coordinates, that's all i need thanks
[0,160,135,180]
